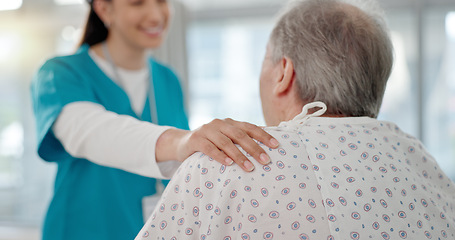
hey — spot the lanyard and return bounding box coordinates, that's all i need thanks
[102,42,159,124]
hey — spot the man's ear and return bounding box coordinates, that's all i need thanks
[273,56,295,95]
[93,0,112,26]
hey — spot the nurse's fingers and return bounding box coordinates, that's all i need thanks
[203,129,256,172]
[214,121,269,166]
[157,128,231,165]
[221,118,279,163]
[224,118,279,150]
[194,139,235,166]
[199,118,277,168]
[180,118,279,171]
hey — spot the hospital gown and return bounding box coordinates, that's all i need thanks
[137,106,455,240]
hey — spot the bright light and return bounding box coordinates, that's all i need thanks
[0,33,21,64]
[447,12,455,40]
[0,122,24,158]
[62,26,76,41]
[54,0,84,5]
[0,0,22,11]
[61,26,83,44]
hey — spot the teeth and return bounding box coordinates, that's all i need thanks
[144,27,162,34]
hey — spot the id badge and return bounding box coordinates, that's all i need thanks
[142,194,162,222]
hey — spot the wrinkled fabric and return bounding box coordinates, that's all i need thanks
[137,104,455,240]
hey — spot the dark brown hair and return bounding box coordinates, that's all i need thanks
[79,0,110,46]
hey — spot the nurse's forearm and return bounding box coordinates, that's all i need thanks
[155,128,189,163]
[53,102,175,178]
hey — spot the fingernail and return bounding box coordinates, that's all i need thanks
[225,158,234,166]
[243,161,255,171]
[270,138,279,147]
[260,153,271,164]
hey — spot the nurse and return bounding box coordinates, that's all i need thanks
[30,0,278,239]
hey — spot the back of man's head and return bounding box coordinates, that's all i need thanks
[270,0,393,118]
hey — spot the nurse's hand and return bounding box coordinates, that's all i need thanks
[155,118,279,172]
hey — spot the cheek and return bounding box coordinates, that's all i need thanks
[162,5,171,20]
[114,12,139,29]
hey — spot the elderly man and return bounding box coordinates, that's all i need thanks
[136,0,455,239]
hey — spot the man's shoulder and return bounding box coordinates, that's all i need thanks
[176,126,311,184]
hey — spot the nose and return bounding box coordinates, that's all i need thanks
[145,0,168,26]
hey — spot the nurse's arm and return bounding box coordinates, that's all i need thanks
[155,118,279,172]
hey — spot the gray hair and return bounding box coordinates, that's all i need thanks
[269,0,394,118]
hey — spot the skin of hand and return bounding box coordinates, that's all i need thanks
[155,118,280,172]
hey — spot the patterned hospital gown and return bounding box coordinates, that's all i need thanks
[137,115,455,240]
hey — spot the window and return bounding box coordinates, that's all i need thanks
[423,9,455,178]
[378,9,419,137]
[187,18,274,128]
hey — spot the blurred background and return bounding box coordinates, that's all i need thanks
[0,0,454,239]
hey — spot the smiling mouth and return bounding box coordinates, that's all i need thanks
[143,26,164,37]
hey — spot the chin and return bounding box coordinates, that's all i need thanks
[140,39,164,50]
[142,32,166,48]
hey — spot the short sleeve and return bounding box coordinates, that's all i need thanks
[30,58,99,162]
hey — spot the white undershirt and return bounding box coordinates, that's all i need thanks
[51,50,181,179]
[89,50,148,116]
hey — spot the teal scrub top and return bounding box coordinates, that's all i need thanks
[30,47,189,240]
